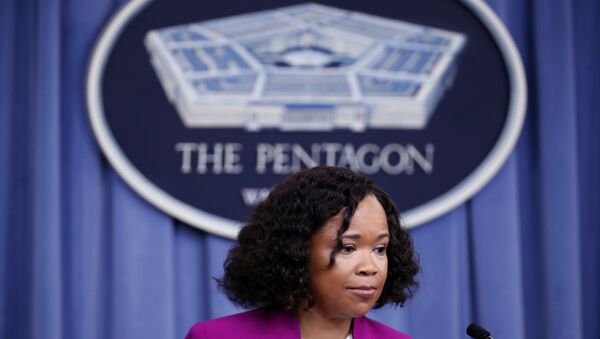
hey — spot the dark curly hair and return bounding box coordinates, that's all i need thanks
[219,166,419,312]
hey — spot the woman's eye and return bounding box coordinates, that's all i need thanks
[340,245,355,254]
[374,246,387,255]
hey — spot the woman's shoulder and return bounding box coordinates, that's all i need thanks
[185,310,411,339]
[185,309,300,339]
[354,316,412,339]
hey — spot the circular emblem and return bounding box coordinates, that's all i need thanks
[87,0,526,238]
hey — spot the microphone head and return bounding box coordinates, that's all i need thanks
[466,323,491,338]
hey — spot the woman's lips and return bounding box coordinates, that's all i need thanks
[346,286,377,297]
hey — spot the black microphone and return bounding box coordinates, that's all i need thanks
[466,323,493,339]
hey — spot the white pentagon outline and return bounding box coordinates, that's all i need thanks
[86,0,526,238]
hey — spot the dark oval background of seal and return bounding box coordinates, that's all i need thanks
[102,0,509,223]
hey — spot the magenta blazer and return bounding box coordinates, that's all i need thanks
[185,309,411,339]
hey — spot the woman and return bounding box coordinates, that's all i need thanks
[186,166,419,339]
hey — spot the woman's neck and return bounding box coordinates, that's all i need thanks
[298,308,353,339]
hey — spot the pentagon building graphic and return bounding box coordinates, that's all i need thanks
[144,3,467,131]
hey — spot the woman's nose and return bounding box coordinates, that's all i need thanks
[357,252,378,276]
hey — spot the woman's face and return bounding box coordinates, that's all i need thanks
[307,195,389,320]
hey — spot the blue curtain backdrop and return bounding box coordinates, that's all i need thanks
[1,0,599,338]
